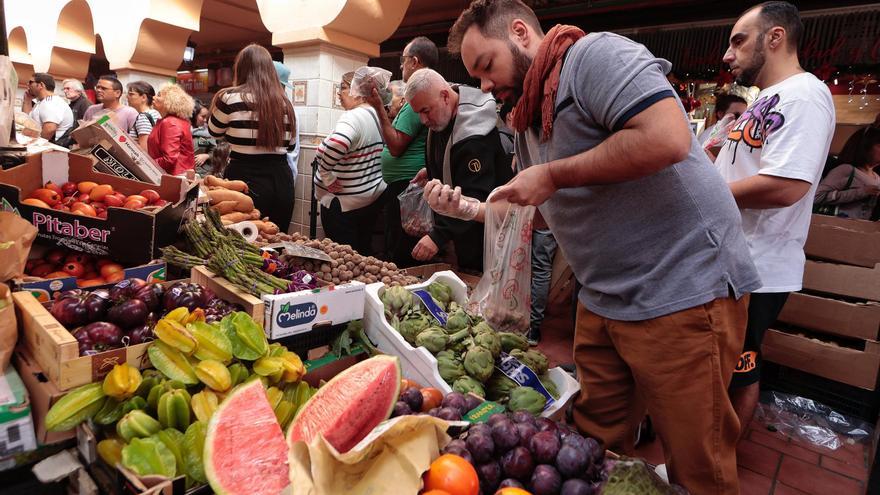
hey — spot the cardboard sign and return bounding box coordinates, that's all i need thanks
[89,142,140,181]
[262,281,365,340]
[71,114,164,184]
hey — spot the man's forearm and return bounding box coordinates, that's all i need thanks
[729,174,813,209]
[40,124,58,141]
[376,109,412,157]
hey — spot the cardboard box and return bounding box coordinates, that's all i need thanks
[13,291,152,391]
[810,213,880,233]
[0,150,198,266]
[70,114,164,184]
[805,221,880,268]
[0,364,38,467]
[13,350,74,445]
[762,328,880,390]
[262,280,365,340]
[16,261,166,303]
[778,292,880,341]
[803,261,880,301]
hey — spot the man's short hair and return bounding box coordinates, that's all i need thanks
[715,94,747,116]
[748,1,803,50]
[99,75,123,93]
[62,79,84,94]
[448,0,543,55]
[32,73,55,91]
[403,68,447,102]
[406,36,439,69]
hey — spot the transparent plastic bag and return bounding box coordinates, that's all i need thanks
[702,113,737,151]
[468,196,535,335]
[349,67,392,99]
[398,183,434,237]
[754,391,873,450]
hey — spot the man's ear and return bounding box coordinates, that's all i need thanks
[768,26,785,50]
[510,19,531,48]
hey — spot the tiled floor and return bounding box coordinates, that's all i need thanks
[533,298,872,495]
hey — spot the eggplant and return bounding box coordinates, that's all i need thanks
[50,290,90,328]
[133,283,165,312]
[107,299,149,329]
[74,322,124,355]
[109,278,147,303]
[163,282,214,312]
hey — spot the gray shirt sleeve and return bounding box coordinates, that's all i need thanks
[567,33,677,132]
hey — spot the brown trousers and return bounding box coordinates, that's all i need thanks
[572,295,748,495]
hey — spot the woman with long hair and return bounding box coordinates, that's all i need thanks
[209,44,296,228]
[190,99,216,176]
[148,84,195,176]
[814,126,880,220]
[126,81,161,150]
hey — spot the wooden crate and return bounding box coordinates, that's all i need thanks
[13,292,152,391]
[762,328,880,390]
[778,293,880,341]
[190,265,264,326]
[803,261,880,301]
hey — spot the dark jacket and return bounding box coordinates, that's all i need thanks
[69,95,91,123]
[147,115,195,175]
[425,86,514,267]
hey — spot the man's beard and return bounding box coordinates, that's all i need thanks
[498,41,533,106]
[735,35,766,87]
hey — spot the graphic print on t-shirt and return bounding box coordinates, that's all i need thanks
[724,94,786,163]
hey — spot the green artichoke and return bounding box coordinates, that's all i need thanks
[472,321,495,336]
[473,331,502,359]
[447,336,474,355]
[453,376,485,398]
[437,353,466,384]
[510,349,549,375]
[445,308,471,333]
[463,345,495,382]
[486,372,518,402]
[396,310,432,346]
[416,328,469,355]
[508,386,547,415]
[381,286,412,318]
[499,332,529,353]
[426,282,453,311]
[539,374,559,399]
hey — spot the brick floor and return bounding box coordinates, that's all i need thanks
[537,299,873,495]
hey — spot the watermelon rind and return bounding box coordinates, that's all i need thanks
[205,380,290,495]
[287,355,401,453]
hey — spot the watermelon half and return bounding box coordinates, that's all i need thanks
[287,355,401,454]
[205,380,289,495]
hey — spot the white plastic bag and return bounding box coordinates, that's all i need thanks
[468,196,535,335]
[398,183,434,237]
[349,67,392,99]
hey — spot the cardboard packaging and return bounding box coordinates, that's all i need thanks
[805,216,880,268]
[16,261,166,303]
[0,363,38,470]
[12,350,72,445]
[0,150,198,266]
[262,280,365,340]
[70,114,164,184]
[803,260,880,301]
[777,292,880,341]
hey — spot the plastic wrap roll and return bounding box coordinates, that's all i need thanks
[227,221,258,242]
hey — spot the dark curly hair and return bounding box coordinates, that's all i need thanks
[448,0,543,55]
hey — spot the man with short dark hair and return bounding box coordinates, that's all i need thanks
[428,1,761,492]
[83,75,138,132]
[715,1,835,441]
[22,73,74,141]
[365,36,439,267]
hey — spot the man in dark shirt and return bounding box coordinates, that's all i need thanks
[404,68,513,271]
[62,79,91,123]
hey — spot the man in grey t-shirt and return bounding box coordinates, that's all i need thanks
[427,1,760,494]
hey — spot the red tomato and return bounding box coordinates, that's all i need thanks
[62,261,85,277]
[103,271,125,283]
[139,189,161,204]
[422,454,479,495]
[100,263,125,279]
[420,388,444,413]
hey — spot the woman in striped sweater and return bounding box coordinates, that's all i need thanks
[314,71,387,255]
[209,44,297,228]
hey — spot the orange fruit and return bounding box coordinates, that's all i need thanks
[139,189,161,204]
[44,271,71,279]
[77,181,98,194]
[401,378,422,391]
[71,202,97,217]
[99,263,124,279]
[22,198,50,208]
[422,454,479,495]
[420,388,444,413]
[89,184,115,202]
[103,194,124,207]
[123,199,145,210]
[31,188,61,205]
[103,271,125,283]
[494,489,532,495]
[77,278,105,288]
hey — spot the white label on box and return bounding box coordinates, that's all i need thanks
[41,151,70,186]
[262,281,366,339]
[0,416,37,457]
[0,374,13,407]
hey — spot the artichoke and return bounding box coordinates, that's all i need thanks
[539,374,559,399]
[416,328,469,355]
[381,286,412,318]
[510,349,549,375]
[508,386,547,415]
[472,321,495,336]
[445,308,471,333]
[447,336,474,355]
[448,301,461,313]
[437,353,466,384]
[396,310,432,346]
[463,345,495,382]
[473,331,502,359]
[453,376,485,398]
[499,332,529,353]
[486,371,518,402]
[426,282,453,311]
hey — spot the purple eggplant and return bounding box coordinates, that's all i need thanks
[107,299,149,329]
[74,322,124,355]
[133,283,165,312]
[109,278,147,303]
[84,289,111,321]
[163,282,214,312]
[50,292,90,328]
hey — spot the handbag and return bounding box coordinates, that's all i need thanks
[813,166,856,216]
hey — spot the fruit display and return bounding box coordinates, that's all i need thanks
[382,282,555,410]
[24,180,168,218]
[205,380,290,495]
[253,231,421,287]
[391,385,484,422]
[435,413,606,495]
[422,453,480,495]
[202,174,281,237]
[287,355,401,454]
[24,247,129,287]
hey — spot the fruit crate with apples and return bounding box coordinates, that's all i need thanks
[0,150,198,266]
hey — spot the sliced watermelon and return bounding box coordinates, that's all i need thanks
[205,380,289,495]
[287,355,401,453]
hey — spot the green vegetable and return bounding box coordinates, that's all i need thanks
[453,376,486,398]
[381,286,412,318]
[507,386,547,415]
[444,308,471,333]
[416,327,470,355]
[122,437,177,478]
[486,372,518,402]
[463,345,495,382]
[437,353,466,384]
[510,349,549,375]
[395,310,432,346]
[426,282,453,311]
[539,374,559,399]
[473,331,502,359]
[499,332,529,353]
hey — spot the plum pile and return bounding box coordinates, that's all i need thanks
[443,412,605,495]
[392,390,483,421]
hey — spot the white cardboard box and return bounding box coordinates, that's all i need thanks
[262,280,366,340]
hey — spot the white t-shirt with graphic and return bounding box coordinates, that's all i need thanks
[29,95,74,140]
[715,72,835,293]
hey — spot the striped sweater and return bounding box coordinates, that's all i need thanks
[314,106,387,212]
[208,89,295,160]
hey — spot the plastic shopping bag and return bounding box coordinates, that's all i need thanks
[398,183,434,237]
[350,67,392,99]
[468,196,535,335]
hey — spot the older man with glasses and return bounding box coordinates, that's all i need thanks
[61,79,92,123]
[83,75,138,132]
